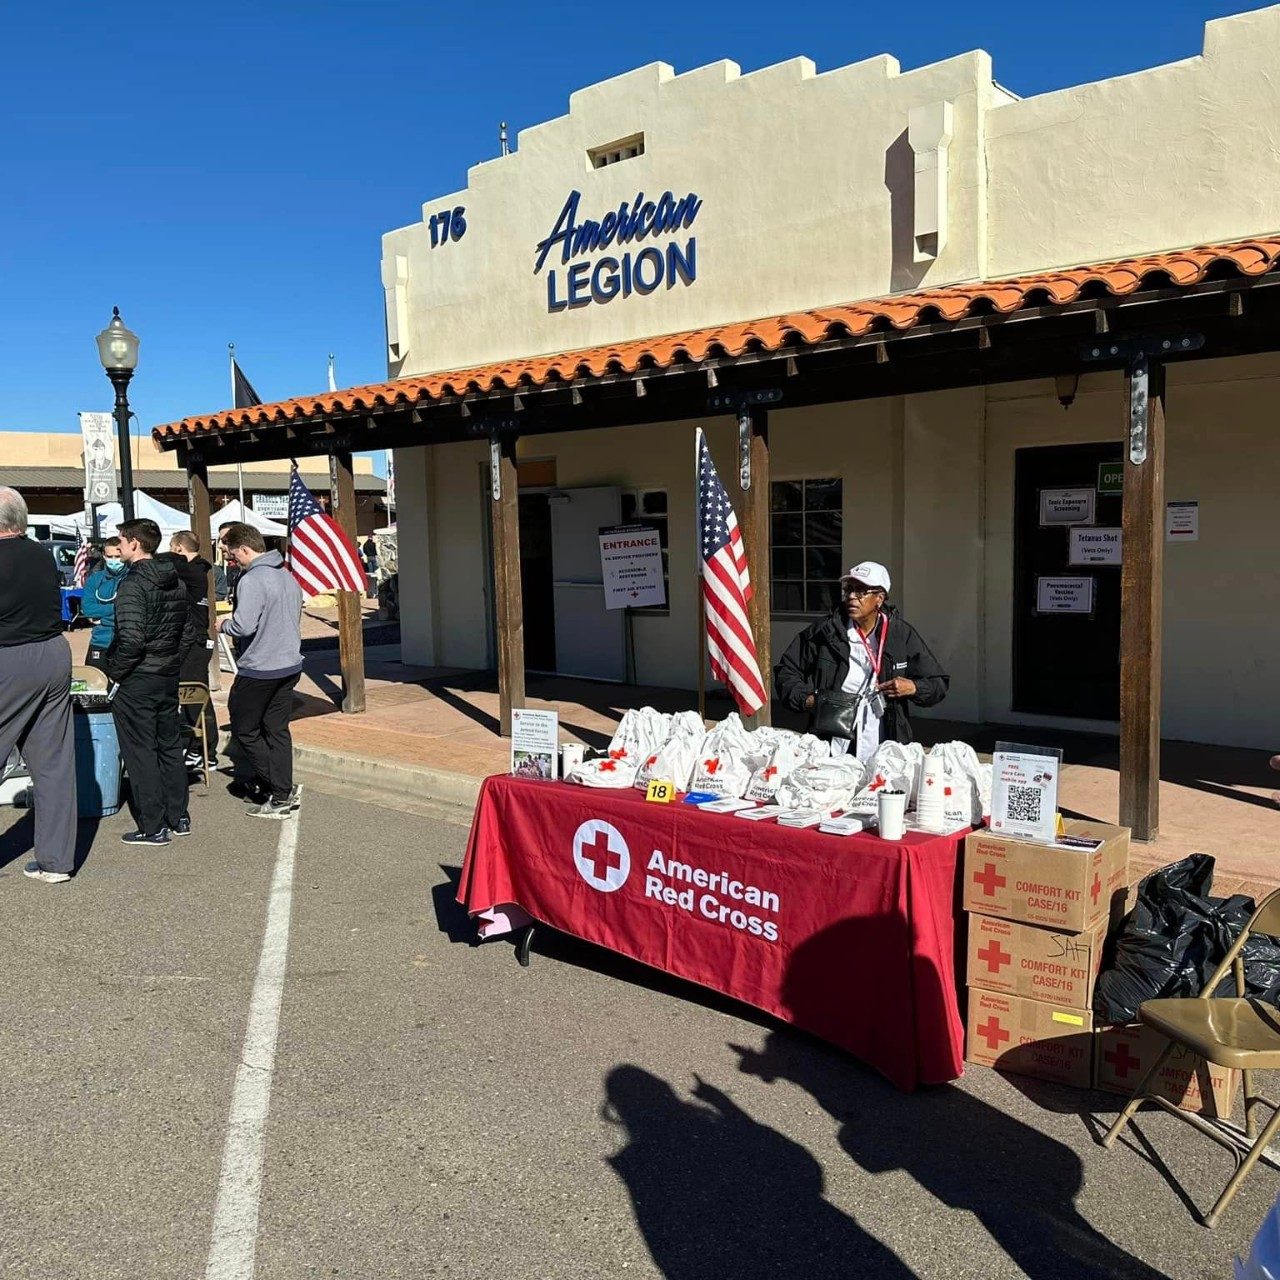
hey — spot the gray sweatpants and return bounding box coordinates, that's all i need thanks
[0,636,77,875]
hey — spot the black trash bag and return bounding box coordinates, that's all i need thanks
[1212,893,1280,1003]
[1094,855,1280,1020]
[1094,854,1235,1021]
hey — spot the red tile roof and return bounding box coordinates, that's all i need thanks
[153,236,1280,443]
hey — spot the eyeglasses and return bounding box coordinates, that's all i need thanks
[843,584,883,599]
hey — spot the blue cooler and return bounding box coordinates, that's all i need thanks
[70,667,124,817]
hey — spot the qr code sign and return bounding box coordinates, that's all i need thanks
[1007,784,1042,824]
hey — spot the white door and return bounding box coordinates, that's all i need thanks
[549,486,625,681]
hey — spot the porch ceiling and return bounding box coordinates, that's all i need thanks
[152,235,1280,462]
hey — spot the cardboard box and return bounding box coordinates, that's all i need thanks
[1094,1022,1239,1118]
[962,820,1129,932]
[966,990,1094,1088]
[966,913,1108,1008]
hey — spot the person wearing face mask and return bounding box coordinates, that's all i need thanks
[81,536,129,672]
[773,560,949,763]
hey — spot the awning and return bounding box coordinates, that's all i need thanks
[152,235,1280,445]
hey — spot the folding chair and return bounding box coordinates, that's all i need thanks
[1102,886,1280,1227]
[178,682,213,795]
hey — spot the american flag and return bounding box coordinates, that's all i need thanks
[72,533,91,588]
[696,429,767,714]
[286,464,367,598]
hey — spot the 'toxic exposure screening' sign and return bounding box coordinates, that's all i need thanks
[534,189,702,312]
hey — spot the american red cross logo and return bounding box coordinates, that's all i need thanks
[1105,1042,1142,1080]
[1090,873,1102,906]
[977,1016,1010,1051]
[645,754,658,768]
[609,748,629,760]
[599,760,617,773]
[762,765,778,781]
[973,862,1006,897]
[572,819,631,893]
[868,773,888,791]
[976,940,1012,975]
[704,758,720,775]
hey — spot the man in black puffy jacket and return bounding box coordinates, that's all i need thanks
[108,518,197,844]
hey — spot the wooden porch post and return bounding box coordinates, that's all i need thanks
[185,452,220,691]
[736,406,772,726]
[1119,355,1165,841]
[489,432,524,737]
[329,449,367,714]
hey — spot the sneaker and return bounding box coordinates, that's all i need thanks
[228,779,268,804]
[23,861,71,884]
[121,829,170,846]
[184,752,205,770]
[247,796,295,820]
[172,816,192,837]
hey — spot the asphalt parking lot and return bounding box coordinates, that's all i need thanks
[0,780,1275,1279]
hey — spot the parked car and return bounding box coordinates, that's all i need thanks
[42,540,80,586]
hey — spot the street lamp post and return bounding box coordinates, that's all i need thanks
[95,307,140,523]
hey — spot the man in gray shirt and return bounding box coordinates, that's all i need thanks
[218,523,304,819]
[0,487,77,882]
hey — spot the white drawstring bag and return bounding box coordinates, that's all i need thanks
[634,710,706,791]
[743,731,830,802]
[688,713,757,797]
[845,741,925,816]
[928,741,991,826]
[776,757,867,812]
[570,706,667,789]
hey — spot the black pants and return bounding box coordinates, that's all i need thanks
[178,642,219,763]
[112,672,188,835]
[228,674,299,802]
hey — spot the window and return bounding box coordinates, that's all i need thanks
[589,133,645,169]
[620,488,668,609]
[770,478,843,614]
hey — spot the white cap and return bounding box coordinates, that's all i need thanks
[843,560,891,593]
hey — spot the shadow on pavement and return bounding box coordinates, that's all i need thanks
[431,864,477,944]
[734,1030,1173,1280]
[603,1064,916,1279]
[0,811,100,877]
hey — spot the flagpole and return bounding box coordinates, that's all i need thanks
[229,343,245,512]
[694,428,706,726]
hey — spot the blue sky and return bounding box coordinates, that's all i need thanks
[1,0,1266,466]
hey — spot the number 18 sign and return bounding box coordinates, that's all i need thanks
[989,741,1064,844]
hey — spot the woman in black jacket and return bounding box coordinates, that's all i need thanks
[774,560,948,750]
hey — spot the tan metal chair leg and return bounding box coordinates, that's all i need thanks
[1205,1101,1280,1228]
[1102,1040,1179,1148]
[1242,1068,1257,1139]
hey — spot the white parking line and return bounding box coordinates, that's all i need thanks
[204,812,300,1279]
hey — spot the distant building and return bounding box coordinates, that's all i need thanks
[1,431,386,535]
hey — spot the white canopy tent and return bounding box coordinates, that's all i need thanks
[211,499,287,538]
[78,491,192,539]
[26,512,81,539]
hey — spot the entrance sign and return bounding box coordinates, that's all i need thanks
[1069,527,1122,566]
[252,493,288,520]
[1039,487,1096,526]
[1036,576,1094,614]
[78,411,116,504]
[510,708,559,780]
[598,524,666,609]
[990,741,1064,843]
[1097,462,1124,496]
[1165,501,1199,541]
[534,188,702,313]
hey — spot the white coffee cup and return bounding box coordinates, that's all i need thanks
[560,743,585,778]
[877,788,908,841]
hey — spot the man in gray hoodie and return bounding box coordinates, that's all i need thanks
[218,523,304,819]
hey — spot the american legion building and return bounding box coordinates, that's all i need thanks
[153,5,1280,837]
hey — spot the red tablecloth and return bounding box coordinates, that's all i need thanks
[459,776,967,1091]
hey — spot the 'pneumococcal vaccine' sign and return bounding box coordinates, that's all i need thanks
[534,188,701,312]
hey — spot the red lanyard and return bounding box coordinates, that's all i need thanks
[853,614,888,679]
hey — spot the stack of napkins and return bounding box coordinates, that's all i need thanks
[697,797,758,815]
[735,804,786,822]
[775,808,826,829]
[819,814,870,836]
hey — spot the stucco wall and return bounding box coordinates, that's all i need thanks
[986,7,1280,275]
